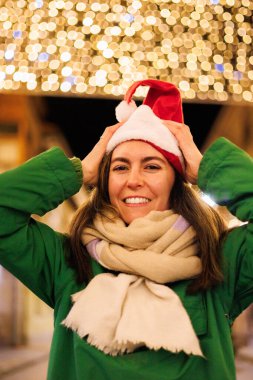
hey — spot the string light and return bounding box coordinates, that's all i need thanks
[0,0,252,102]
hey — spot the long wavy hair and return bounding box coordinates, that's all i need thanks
[68,151,227,293]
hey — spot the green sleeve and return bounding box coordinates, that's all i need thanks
[0,147,83,307]
[198,137,253,318]
[198,137,253,221]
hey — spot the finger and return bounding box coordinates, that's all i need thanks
[82,122,124,185]
[88,122,122,161]
[163,120,190,131]
[162,121,192,142]
[98,122,123,147]
[85,122,123,166]
[163,119,183,127]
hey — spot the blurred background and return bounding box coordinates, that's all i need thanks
[0,0,253,379]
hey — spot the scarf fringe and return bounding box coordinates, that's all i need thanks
[62,318,203,357]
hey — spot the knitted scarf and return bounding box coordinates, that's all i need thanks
[62,210,203,357]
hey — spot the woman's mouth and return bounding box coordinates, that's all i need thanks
[124,197,151,204]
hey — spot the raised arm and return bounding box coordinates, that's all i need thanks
[0,147,82,306]
[164,120,253,317]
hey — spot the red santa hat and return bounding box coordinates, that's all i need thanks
[106,79,185,175]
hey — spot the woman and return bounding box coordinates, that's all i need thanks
[0,79,252,380]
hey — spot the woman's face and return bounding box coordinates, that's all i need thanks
[108,140,175,224]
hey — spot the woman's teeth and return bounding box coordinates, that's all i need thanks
[124,197,150,204]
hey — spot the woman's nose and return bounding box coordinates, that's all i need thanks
[126,169,144,188]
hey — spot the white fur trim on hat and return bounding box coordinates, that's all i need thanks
[106,105,184,167]
[115,100,137,122]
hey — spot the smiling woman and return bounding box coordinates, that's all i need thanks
[0,79,252,380]
[108,141,175,224]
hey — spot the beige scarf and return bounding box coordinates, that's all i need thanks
[62,210,203,357]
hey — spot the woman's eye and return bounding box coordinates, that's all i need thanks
[146,164,160,170]
[112,165,128,171]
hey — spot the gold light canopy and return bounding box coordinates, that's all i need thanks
[0,0,252,102]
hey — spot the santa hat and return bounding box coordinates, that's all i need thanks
[106,79,185,175]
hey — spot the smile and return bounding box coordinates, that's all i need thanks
[124,197,151,204]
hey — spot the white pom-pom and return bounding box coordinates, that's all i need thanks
[115,100,137,122]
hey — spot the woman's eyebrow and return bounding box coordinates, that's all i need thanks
[142,156,166,163]
[111,156,166,164]
[111,157,130,164]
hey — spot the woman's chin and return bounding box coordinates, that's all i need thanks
[120,207,152,224]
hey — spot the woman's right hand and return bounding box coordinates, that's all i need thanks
[81,122,122,186]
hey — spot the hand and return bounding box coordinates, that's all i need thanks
[81,122,122,185]
[163,120,203,184]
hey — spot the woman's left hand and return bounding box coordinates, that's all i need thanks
[163,120,203,184]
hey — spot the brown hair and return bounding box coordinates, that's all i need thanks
[68,152,227,292]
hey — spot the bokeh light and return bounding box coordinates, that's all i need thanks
[0,0,252,102]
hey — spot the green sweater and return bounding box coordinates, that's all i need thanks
[0,137,252,380]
